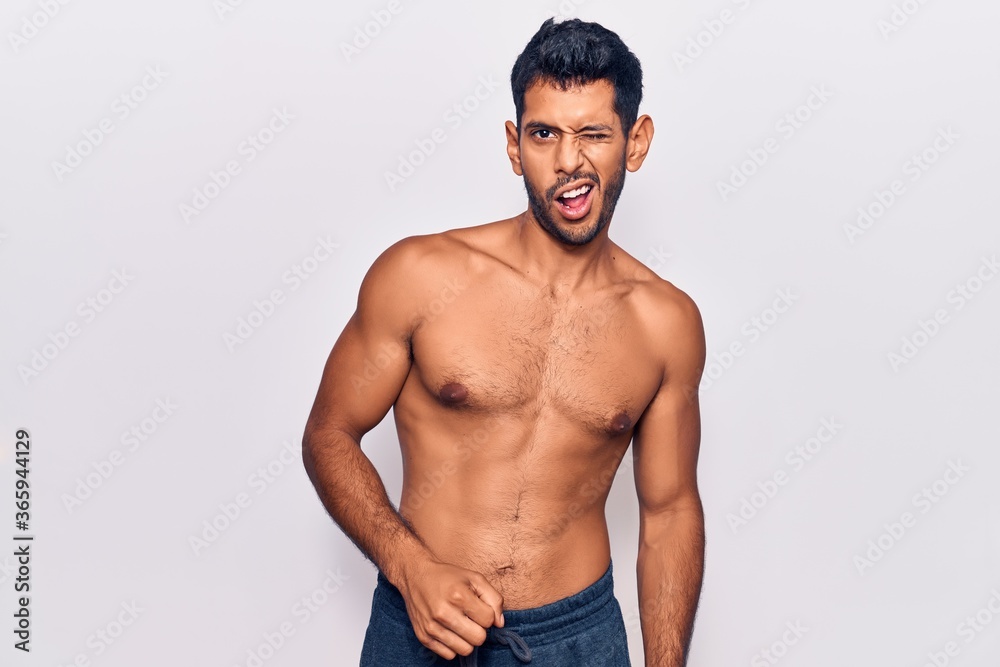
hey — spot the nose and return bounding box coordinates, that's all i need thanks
[553,133,584,176]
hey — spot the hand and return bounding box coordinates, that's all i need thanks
[397,560,505,660]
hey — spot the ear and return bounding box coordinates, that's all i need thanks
[624,114,654,172]
[505,120,523,176]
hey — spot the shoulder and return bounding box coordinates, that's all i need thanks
[616,251,705,379]
[610,245,702,331]
[357,223,500,327]
[370,220,505,274]
[639,278,703,342]
[364,229,470,288]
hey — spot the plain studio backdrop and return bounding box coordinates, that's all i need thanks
[2,0,999,665]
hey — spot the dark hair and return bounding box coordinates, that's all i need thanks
[510,18,643,135]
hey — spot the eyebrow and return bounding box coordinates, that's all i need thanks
[523,121,615,134]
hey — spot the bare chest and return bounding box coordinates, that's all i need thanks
[409,276,661,437]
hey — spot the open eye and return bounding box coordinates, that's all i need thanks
[531,129,554,139]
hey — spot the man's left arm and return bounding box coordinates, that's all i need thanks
[631,291,706,667]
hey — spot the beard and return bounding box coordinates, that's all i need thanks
[522,157,627,247]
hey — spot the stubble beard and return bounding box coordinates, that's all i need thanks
[523,158,627,247]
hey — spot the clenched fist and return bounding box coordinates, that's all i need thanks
[397,560,506,660]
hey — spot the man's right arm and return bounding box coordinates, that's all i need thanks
[301,237,430,585]
[301,236,504,659]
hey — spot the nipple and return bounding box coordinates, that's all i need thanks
[609,411,632,435]
[439,382,468,404]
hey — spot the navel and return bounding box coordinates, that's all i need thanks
[438,382,468,404]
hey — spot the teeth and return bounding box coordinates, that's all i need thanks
[559,185,592,199]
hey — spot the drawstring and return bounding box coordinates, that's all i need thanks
[458,627,532,665]
[493,628,532,661]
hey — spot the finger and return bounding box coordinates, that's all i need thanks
[456,580,499,629]
[452,612,490,645]
[467,574,504,627]
[423,637,457,661]
[425,620,478,657]
[461,596,497,630]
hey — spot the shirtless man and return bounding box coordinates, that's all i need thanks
[302,18,705,667]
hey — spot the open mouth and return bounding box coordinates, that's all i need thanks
[554,183,595,221]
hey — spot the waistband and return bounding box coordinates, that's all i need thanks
[374,560,616,646]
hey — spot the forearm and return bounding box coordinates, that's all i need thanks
[636,504,705,667]
[302,427,433,587]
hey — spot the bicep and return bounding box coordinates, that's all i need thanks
[304,239,422,444]
[632,294,706,515]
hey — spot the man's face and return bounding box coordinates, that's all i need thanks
[510,78,628,246]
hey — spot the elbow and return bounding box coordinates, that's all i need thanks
[639,488,704,521]
[301,432,316,483]
[300,420,324,481]
[300,419,353,481]
[639,499,704,547]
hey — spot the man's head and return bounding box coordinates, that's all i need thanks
[506,18,653,247]
[511,18,643,138]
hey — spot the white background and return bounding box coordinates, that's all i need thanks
[2,0,999,665]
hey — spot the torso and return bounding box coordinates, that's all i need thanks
[394,219,668,608]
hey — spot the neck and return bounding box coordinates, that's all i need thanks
[510,210,615,293]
